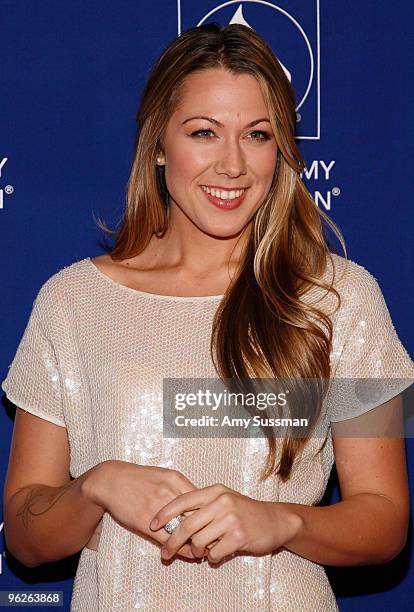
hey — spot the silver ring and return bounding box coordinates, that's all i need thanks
[164,514,185,534]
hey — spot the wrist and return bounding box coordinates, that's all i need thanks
[80,460,113,510]
[284,506,304,545]
[267,501,304,548]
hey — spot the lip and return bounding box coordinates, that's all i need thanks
[200,186,247,210]
[201,185,249,190]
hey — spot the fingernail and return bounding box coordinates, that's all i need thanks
[161,548,170,559]
[150,518,158,530]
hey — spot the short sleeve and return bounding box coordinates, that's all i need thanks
[329,266,414,422]
[1,280,66,428]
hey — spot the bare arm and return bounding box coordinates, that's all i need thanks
[3,408,104,568]
[4,407,200,567]
[275,395,409,565]
[144,395,409,566]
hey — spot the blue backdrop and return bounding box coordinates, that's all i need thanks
[1,1,413,609]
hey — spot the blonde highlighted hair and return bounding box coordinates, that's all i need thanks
[97,23,347,481]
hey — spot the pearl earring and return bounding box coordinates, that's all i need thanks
[156,155,164,165]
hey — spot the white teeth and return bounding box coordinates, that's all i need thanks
[201,186,244,200]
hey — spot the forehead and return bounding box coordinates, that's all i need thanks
[172,68,269,120]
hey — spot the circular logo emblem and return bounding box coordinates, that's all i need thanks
[197,1,314,112]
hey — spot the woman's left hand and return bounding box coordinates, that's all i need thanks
[149,484,302,563]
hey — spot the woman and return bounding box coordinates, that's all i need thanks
[2,23,414,611]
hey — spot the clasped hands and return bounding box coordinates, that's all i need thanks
[87,461,302,565]
[149,483,301,564]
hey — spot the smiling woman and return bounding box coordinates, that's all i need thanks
[157,68,278,226]
[2,21,414,612]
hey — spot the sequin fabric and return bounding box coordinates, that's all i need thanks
[2,255,414,611]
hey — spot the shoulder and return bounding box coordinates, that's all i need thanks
[327,253,383,303]
[303,253,381,317]
[32,257,90,309]
[326,254,394,341]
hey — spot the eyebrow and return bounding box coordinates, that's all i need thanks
[181,116,271,128]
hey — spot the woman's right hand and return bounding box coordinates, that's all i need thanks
[84,460,198,559]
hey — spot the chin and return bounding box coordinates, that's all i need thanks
[201,224,246,239]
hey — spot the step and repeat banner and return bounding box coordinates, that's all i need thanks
[1,1,413,610]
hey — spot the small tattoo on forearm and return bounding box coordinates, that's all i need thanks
[16,483,73,528]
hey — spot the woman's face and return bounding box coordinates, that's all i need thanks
[160,68,278,238]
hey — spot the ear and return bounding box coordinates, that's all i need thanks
[156,152,166,166]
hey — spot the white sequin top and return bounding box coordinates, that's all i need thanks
[2,255,414,611]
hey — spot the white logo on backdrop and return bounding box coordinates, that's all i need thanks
[177,1,321,140]
[0,521,4,574]
[0,157,14,210]
[227,5,292,82]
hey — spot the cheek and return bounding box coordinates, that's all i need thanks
[261,146,278,168]
[163,152,190,197]
[165,140,207,186]
[255,149,278,187]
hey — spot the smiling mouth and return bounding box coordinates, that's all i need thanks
[200,185,247,200]
[200,185,247,210]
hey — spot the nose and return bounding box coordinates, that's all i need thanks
[215,137,247,178]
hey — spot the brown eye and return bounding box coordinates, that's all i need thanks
[191,129,215,138]
[249,131,270,140]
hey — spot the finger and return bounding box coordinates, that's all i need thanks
[161,507,215,560]
[176,542,195,559]
[178,475,199,494]
[205,535,237,564]
[189,519,228,558]
[195,538,220,559]
[155,509,195,546]
[156,532,195,560]
[149,508,195,535]
[150,485,221,531]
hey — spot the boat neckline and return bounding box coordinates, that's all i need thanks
[84,257,225,301]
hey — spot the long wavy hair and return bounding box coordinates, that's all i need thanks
[96,23,347,482]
